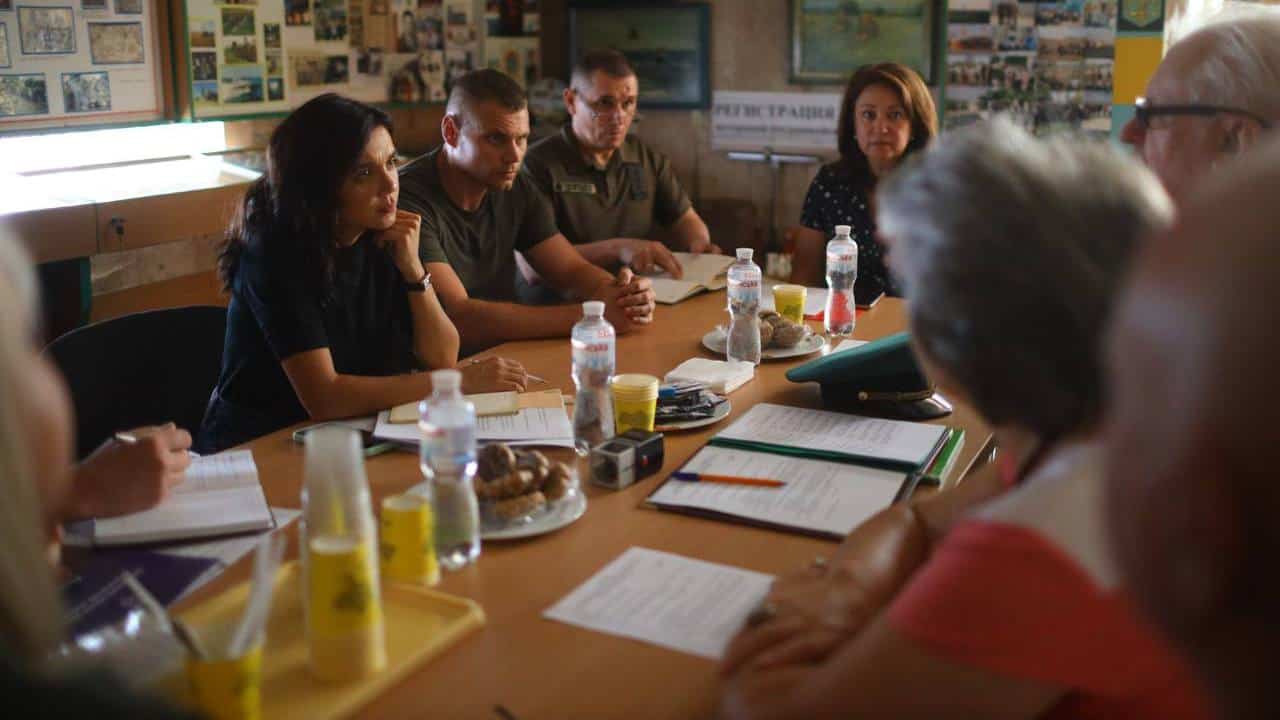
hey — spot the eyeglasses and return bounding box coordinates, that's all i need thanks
[1134,96,1272,130]
[575,91,637,119]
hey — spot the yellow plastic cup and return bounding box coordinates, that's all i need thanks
[305,535,386,681]
[772,284,807,324]
[185,638,264,720]
[379,493,440,587]
[611,373,659,434]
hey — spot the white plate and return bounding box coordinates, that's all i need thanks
[481,490,588,541]
[702,328,828,360]
[654,399,732,432]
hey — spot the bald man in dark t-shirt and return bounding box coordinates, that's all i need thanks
[397,69,655,350]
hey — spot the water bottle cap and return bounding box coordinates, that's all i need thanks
[431,368,462,391]
[582,300,605,317]
[735,248,754,261]
[834,225,852,237]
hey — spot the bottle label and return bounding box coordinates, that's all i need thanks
[573,338,615,372]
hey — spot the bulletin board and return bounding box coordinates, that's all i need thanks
[180,0,483,120]
[0,0,167,131]
[943,0,1117,138]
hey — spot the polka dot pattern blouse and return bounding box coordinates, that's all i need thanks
[799,164,899,297]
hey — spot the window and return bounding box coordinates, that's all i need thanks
[0,122,227,175]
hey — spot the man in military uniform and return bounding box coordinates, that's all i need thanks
[523,48,719,283]
[398,69,655,351]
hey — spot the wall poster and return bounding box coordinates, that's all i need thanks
[0,0,164,130]
[944,0,1115,137]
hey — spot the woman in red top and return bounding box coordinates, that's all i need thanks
[717,119,1211,719]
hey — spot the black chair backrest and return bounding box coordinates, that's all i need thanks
[45,305,227,460]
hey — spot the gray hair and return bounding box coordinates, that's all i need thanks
[1177,7,1280,123]
[879,118,1174,440]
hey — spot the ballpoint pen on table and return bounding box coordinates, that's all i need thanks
[670,471,786,488]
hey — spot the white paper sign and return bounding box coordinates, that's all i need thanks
[711,91,841,151]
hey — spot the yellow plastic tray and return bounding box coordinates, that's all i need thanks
[176,561,485,720]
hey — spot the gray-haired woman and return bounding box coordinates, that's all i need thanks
[718,120,1213,720]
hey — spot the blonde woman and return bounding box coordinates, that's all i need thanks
[0,240,193,716]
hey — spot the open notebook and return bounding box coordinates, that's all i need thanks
[648,252,736,304]
[646,404,952,538]
[91,450,274,546]
[375,389,575,448]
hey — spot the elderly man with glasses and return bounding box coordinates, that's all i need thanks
[1120,10,1280,202]
[522,49,719,285]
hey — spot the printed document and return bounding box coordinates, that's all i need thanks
[649,446,904,537]
[545,547,773,660]
[716,403,946,467]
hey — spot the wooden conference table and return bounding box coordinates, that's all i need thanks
[189,290,992,720]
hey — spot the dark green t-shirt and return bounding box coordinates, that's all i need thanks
[398,148,560,302]
[522,125,692,248]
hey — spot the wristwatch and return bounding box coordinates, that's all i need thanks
[404,268,432,293]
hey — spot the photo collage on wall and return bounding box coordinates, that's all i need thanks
[481,0,538,89]
[0,0,158,123]
[187,0,483,117]
[946,0,1115,137]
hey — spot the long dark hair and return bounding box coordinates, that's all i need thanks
[219,93,393,297]
[832,62,938,191]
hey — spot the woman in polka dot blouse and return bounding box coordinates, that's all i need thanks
[796,63,937,297]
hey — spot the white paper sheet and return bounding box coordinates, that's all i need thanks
[650,446,904,536]
[716,403,946,467]
[544,547,773,660]
[831,339,869,354]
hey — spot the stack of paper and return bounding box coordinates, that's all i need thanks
[648,252,736,304]
[648,446,906,539]
[712,403,948,471]
[90,450,274,546]
[664,358,755,395]
[645,404,955,538]
[374,391,575,448]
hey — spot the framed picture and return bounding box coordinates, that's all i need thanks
[88,21,143,64]
[567,2,710,110]
[0,24,9,68]
[17,6,75,55]
[61,70,111,112]
[790,0,938,84]
[0,72,48,116]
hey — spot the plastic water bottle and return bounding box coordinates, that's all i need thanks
[726,247,763,365]
[572,300,616,454]
[419,369,480,570]
[824,225,858,337]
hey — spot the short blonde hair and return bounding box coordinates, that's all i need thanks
[0,239,65,658]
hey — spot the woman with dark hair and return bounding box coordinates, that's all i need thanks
[790,62,937,297]
[198,94,524,453]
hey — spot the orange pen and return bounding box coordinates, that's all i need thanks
[670,472,786,488]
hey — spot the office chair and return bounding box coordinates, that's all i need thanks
[45,305,227,460]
